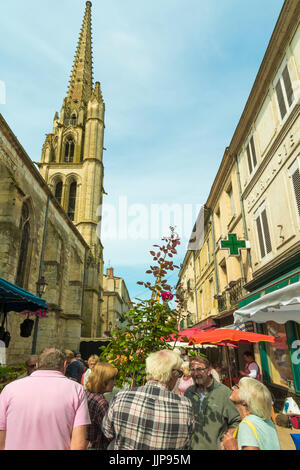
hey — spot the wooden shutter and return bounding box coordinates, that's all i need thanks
[275,80,287,120]
[291,167,300,218]
[250,136,257,168]
[282,66,294,107]
[256,216,266,259]
[261,209,272,254]
[246,143,253,174]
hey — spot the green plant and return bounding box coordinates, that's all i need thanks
[99,228,186,387]
[0,364,26,385]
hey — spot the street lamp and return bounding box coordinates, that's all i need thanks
[31,276,48,354]
[36,276,48,298]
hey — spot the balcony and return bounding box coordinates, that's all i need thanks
[215,279,244,314]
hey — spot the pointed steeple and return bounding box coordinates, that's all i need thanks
[67,1,93,109]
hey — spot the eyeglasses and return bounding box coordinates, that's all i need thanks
[190,367,208,373]
[232,384,240,390]
[173,369,184,378]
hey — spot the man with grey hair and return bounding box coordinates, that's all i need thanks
[102,349,194,450]
[0,348,91,450]
[184,355,241,450]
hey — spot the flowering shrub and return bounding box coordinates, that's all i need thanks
[99,228,186,387]
[20,308,48,318]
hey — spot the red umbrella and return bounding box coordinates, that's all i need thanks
[188,328,275,387]
[165,327,238,348]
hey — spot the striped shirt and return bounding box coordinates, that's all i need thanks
[102,381,195,450]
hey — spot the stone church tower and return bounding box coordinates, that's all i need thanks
[39,1,105,338]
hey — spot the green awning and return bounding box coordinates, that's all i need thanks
[238,267,300,309]
[0,277,48,313]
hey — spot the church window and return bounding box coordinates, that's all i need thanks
[55,181,63,205]
[64,137,75,162]
[71,113,77,125]
[67,181,77,221]
[16,203,30,288]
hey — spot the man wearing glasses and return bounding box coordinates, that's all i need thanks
[184,356,241,450]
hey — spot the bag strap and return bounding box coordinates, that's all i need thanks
[233,418,258,441]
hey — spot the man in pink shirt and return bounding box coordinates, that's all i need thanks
[0,348,91,450]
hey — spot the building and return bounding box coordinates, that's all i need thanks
[0,2,107,363]
[178,0,300,399]
[101,268,131,336]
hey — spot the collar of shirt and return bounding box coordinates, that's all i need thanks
[146,380,168,390]
[29,370,66,378]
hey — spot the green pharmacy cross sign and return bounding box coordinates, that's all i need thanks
[219,233,250,256]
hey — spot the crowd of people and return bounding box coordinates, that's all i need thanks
[0,347,281,450]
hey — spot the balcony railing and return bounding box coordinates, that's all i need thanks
[215,279,244,314]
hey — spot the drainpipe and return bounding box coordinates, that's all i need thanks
[31,194,50,354]
[234,154,253,271]
[209,208,220,294]
[192,251,199,323]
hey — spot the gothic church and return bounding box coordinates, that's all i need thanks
[0,2,107,363]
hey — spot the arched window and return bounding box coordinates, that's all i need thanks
[67,181,77,221]
[64,137,75,163]
[16,203,30,288]
[55,181,63,205]
[50,147,56,162]
[71,113,77,126]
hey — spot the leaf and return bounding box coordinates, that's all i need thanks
[146,270,152,274]
[150,251,155,256]
[137,281,144,285]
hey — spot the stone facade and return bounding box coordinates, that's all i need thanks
[101,268,131,336]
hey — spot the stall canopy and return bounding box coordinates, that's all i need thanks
[0,277,48,313]
[234,282,300,325]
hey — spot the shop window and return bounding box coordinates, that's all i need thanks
[264,321,293,388]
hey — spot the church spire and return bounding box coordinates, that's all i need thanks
[67,1,93,108]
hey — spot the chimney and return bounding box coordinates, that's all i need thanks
[107,267,114,279]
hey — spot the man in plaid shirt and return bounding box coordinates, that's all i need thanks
[102,350,195,450]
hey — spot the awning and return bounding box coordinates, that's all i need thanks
[234,281,300,325]
[0,277,48,313]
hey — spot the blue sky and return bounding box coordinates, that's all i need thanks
[0,0,284,300]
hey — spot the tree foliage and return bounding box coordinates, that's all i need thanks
[99,228,187,387]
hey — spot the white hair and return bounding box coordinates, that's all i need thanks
[238,377,272,420]
[146,349,183,384]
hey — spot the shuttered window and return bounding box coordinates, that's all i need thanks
[275,64,294,121]
[290,159,300,220]
[255,206,272,260]
[246,135,258,175]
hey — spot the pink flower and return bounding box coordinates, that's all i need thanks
[161,291,174,301]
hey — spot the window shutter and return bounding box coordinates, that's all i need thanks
[282,66,294,107]
[261,209,272,254]
[275,80,287,120]
[246,143,253,174]
[291,167,300,218]
[250,136,257,168]
[256,216,265,259]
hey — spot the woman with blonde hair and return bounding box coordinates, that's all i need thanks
[172,361,194,396]
[222,377,280,450]
[85,362,118,449]
[81,354,99,388]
